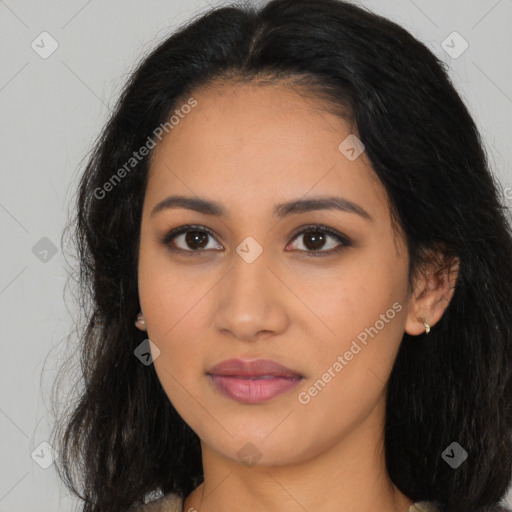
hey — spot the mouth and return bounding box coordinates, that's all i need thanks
[207,358,304,404]
[207,374,304,404]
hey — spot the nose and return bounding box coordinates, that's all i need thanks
[213,248,290,343]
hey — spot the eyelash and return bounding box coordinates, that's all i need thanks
[159,223,352,258]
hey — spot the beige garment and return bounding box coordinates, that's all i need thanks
[409,501,439,512]
[129,492,183,512]
[131,492,438,512]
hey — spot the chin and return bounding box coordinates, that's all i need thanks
[206,426,313,467]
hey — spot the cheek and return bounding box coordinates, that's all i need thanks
[292,277,407,435]
[295,255,409,392]
[138,236,203,334]
[137,259,209,416]
[138,269,207,354]
[295,257,407,339]
[137,245,217,386]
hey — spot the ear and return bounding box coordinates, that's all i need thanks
[405,252,459,336]
[134,312,147,332]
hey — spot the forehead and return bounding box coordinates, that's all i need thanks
[146,81,388,220]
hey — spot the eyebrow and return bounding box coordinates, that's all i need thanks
[150,194,372,221]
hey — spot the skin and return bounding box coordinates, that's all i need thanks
[136,80,458,512]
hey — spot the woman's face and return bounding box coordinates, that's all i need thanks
[137,81,414,467]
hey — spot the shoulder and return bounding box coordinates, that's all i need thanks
[128,492,184,512]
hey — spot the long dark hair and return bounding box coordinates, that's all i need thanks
[52,0,512,511]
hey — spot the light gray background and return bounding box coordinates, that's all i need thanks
[1,0,511,510]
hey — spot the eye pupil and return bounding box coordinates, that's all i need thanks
[304,231,326,250]
[185,231,209,249]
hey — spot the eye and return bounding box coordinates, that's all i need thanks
[160,224,222,255]
[286,224,351,257]
[159,223,351,257]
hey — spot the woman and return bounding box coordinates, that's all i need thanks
[52,0,512,511]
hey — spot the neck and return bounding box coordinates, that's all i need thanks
[183,395,413,512]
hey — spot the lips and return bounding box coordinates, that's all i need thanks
[207,358,304,404]
[207,358,303,378]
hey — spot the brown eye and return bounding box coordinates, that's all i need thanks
[160,223,351,257]
[287,224,351,256]
[183,230,209,250]
[302,231,328,251]
[161,225,223,253]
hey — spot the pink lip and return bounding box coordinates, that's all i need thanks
[207,358,304,404]
[208,358,303,378]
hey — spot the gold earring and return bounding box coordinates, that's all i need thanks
[135,312,146,328]
[417,316,430,334]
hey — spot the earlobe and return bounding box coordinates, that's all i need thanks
[134,311,147,331]
[404,255,459,336]
[417,316,431,334]
[405,313,432,336]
